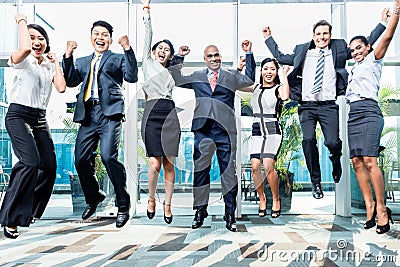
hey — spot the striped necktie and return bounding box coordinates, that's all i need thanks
[84,53,101,102]
[311,50,324,94]
[210,71,218,92]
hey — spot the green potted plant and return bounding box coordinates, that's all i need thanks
[266,100,303,210]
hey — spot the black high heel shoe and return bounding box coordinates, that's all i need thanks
[147,199,156,219]
[163,201,173,224]
[3,227,19,239]
[376,207,394,235]
[271,197,281,218]
[364,202,377,229]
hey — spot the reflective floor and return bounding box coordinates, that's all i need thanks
[0,193,399,266]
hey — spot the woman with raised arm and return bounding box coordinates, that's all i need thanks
[141,0,190,224]
[0,14,66,239]
[346,0,400,234]
[241,40,290,218]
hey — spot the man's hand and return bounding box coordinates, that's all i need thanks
[262,26,272,38]
[178,46,191,56]
[65,41,77,58]
[237,56,246,72]
[118,35,131,50]
[241,40,252,52]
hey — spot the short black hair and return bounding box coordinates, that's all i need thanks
[91,20,113,38]
[313,20,332,34]
[27,24,50,53]
[259,57,280,85]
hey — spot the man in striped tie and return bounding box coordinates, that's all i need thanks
[263,10,389,199]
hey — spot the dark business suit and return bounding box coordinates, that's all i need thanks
[171,54,254,214]
[62,48,138,209]
[265,23,386,184]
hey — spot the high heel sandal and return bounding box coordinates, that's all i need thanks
[258,197,267,217]
[364,202,377,229]
[376,207,394,235]
[147,199,156,219]
[271,197,281,218]
[163,201,173,224]
[3,226,19,239]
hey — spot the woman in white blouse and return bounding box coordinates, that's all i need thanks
[141,0,190,224]
[0,14,66,239]
[346,0,399,235]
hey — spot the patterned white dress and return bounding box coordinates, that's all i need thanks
[249,84,282,159]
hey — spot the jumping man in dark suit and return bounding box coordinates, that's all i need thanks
[171,45,255,231]
[263,11,388,199]
[62,21,138,227]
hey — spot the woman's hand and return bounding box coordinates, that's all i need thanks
[15,13,27,25]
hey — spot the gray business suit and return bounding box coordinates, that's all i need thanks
[171,54,254,213]
[63,48,138,209]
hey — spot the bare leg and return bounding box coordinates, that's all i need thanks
[147,156,161,212]
[363,156,388,227]
[251,158,266,215]
[163,156,175,217]
[352,156,376,222]
[264,158,280,215]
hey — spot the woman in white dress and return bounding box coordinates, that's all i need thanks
[241,40,289,218]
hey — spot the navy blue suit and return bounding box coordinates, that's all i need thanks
[171,54,254,214]
[62,48,138,209]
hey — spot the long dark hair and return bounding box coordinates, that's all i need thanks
[152,39,175,68]
[27,24,50,53]
[259,57,280,85]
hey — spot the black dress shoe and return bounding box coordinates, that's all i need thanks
[330,155,342,183]
[116,211,130,228]
[312,183,324,199]
[192,209,208,229]
[82,191,106,220]
[223,213,237,232]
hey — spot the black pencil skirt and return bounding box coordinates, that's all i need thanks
[141,98,181,157]
[348,99,384,158]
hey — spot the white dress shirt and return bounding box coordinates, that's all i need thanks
[346,52,382,103]
[302,47,336,101]
[7,54,55,110]
[141,12,175,100]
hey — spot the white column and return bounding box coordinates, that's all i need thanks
[233,0,242,218]
[124,2,138,217]
[331,3,351,217]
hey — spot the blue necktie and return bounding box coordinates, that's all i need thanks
[312,50,324,94]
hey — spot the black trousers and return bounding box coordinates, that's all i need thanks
[193,119,237,214]
[298,101,342,184]
[0,104,56,227]
[75,104,130,209]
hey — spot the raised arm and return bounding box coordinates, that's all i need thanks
[10,14,31,65]
[142,0,152,61]
[118,35,139,83]
[277,65,290,101]
[263,26,295,66]
[47,52,66,93]
[239,40,256,92]
[374,0,400,60]
[62,40,83,87]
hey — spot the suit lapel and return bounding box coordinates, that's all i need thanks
[99,50,112,71]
